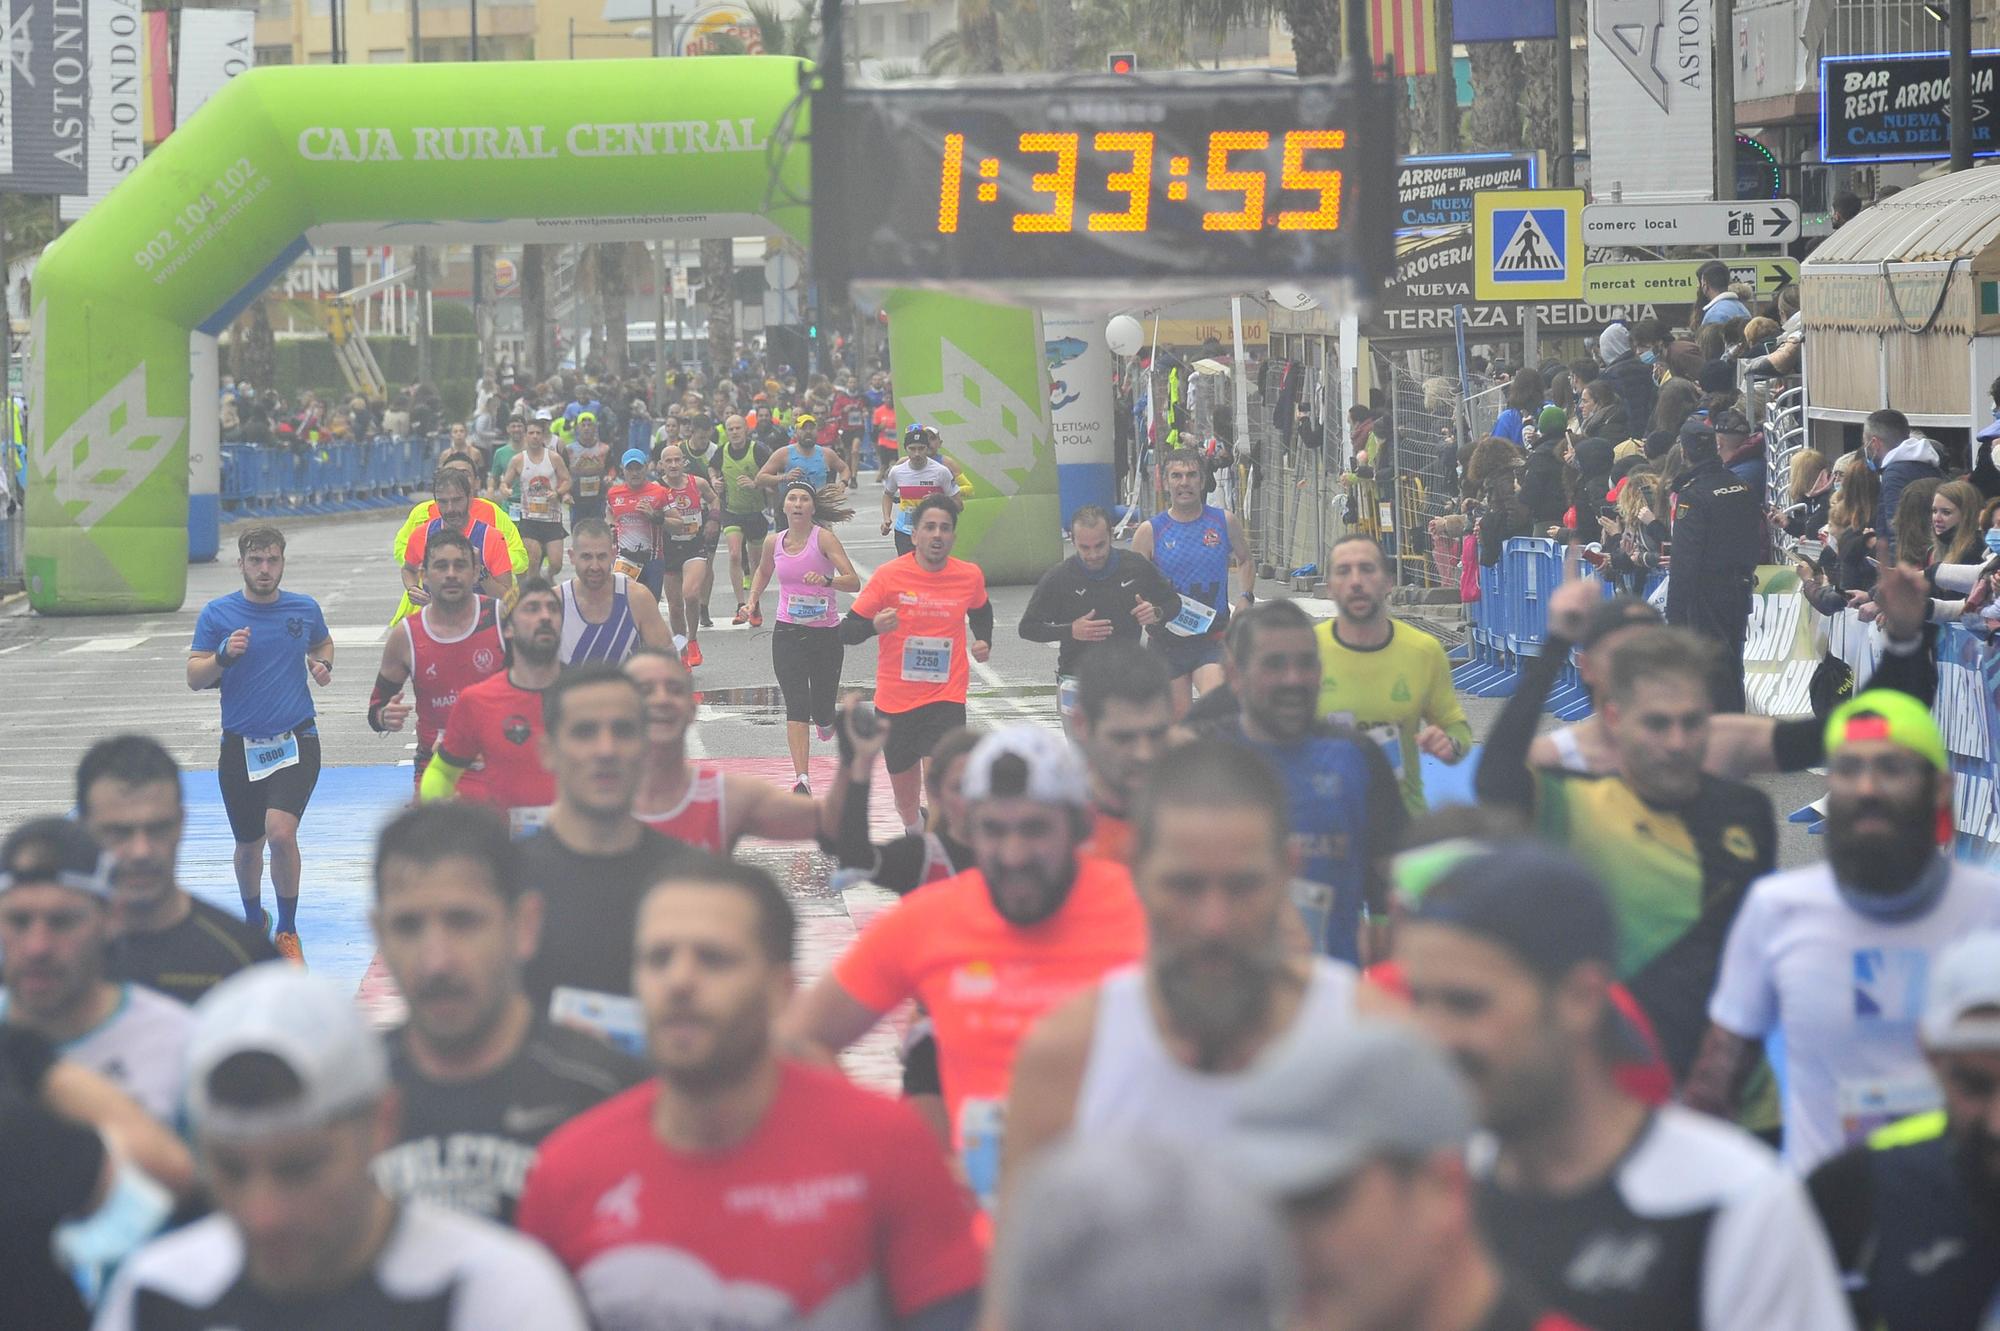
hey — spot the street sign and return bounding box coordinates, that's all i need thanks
[1822,50,2000,163]
[1581,199,1800,247]
[1580,258,1800,304]
[1473,188,1583,302]
[1397,152,1538,232]
[1366,226,1656,340]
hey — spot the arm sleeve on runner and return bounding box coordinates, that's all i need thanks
[367,673,400,732]
[1474,638,1567,816]
[1017,571,1070,643]
[419,750,468,801]
[839,610,879,646]
[967,599,995,643]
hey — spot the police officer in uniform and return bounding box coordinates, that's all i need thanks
[1664,418,1761,713]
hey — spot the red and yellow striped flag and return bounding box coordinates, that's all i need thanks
[1369,0,1439,77]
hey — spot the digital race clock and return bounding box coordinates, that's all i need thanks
[811,75,1398,300]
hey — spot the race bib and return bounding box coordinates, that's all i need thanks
[783,589,832,621]
[901,635,953,683]
[508,502,524,521]
[1290,877,1334,955]
[243,732,300,783]
[958,1097,1005,1214]
[614,554,648,581]
[548,986,645,1058]
[1056,674,1081,725]
[524,488,557,520]
[1166,595,1218,637]
[1363,723,1404,774]
[576,474,602,498]
[508,804,553,838]
[1837,1077,1939,1147]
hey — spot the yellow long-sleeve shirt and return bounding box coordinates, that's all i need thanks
[1314,617,1473,815]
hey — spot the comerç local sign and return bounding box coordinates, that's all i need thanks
[1367,226,1653,339]
[1821,49,2000,163]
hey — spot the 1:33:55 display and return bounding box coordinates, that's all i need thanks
[934,129,1348,237]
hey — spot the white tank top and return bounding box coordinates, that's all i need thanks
[519,449,561,522]
[1073,958,1358,1141]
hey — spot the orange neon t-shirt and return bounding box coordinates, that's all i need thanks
[848,553,988,714]
[1079,808,1136,865]
[832,855,1145,1198]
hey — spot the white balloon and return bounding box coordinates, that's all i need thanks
[1104,314,1145,356]
[1267,283,1319,312]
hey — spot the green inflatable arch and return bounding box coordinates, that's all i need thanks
[27,56,1058,613]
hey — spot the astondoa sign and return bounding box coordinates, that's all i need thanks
[1587,0,1716,202]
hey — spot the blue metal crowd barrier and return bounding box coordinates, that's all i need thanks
[1449,538,1607,714]
[221,435,441,520]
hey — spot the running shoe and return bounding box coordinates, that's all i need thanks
[685,640,704,668]
[793,776,811,796]
[749,606,764,627]
[275,930,305,966]
[816,724,835,743]
[733,604,750,625]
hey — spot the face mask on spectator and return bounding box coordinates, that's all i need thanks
[1984,529,2000,556]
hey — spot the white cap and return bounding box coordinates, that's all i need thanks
[1921,931,2000,1052]
[185,963,389,1140]
[962,724,1090,808]
[533,408,555,423]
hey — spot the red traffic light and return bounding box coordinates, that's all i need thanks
[1107,51,1136,74]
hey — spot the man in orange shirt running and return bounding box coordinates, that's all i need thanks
[841,494,993,831]
[778,725,1146,1215]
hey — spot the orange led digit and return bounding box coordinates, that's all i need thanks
[937,131,966,234]
[1087,131,1154,233]
[1012,131,1080,234]
[1201,130,1269,232]
[1277,129,1345,231]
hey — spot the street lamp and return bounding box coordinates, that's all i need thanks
[567,18,657,57]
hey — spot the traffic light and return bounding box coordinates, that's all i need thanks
[1107,51,1136,74]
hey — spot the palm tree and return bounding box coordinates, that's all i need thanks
[520,246,549,381]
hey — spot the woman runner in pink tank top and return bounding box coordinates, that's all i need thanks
[747,482,861,791]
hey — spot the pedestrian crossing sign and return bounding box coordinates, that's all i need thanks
[1473,188,1583,302]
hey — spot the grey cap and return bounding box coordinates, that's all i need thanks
[1921,930,2000,1052]
[993,1133,1292,1331]
[185,963,389,1140]
[1224,1021,1475,1199]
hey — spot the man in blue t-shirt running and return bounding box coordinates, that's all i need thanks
[186,526,334,964]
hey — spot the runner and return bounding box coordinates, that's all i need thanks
[1189,600,1406,965]
[1068,642,1174,864]
[841,494,994,831]
[833,374,869,481]
[1808,930,2000,1331]
[1018,504,1179,734]
[779,725,1147,1212]
[752,412,852,498]
[565,409,611,526]
[1686,691,2000,1170]
[421,578,563,837]
[1477,582,1777,1077]
[1397,842,1854,1331]
[1133,447,1252,716]
[498,418,571,579]
[485,415,526,510]
[674,421,725,630]
[187,526,333,963]
[401,468,516,613]
[369,531,505,796]
[516,663,702,1047]
[388,459,526,627]
[517,859,984,1329]
[716,412,774,625]
[368,804,645,1226]
[881,424,964,556]
[1002,742,1363,1203]
[0,818,194,1122]
[96,966,589,1330]
[604,447,672,599]
[555,519,671,665]
[652,442,718,668]
[79,736,278,1005]
[623,648,849,851]
[746,480,861,791]
[1314,534,1473,815]
[871,390,899,484]
[1227,1023,1596,1331]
